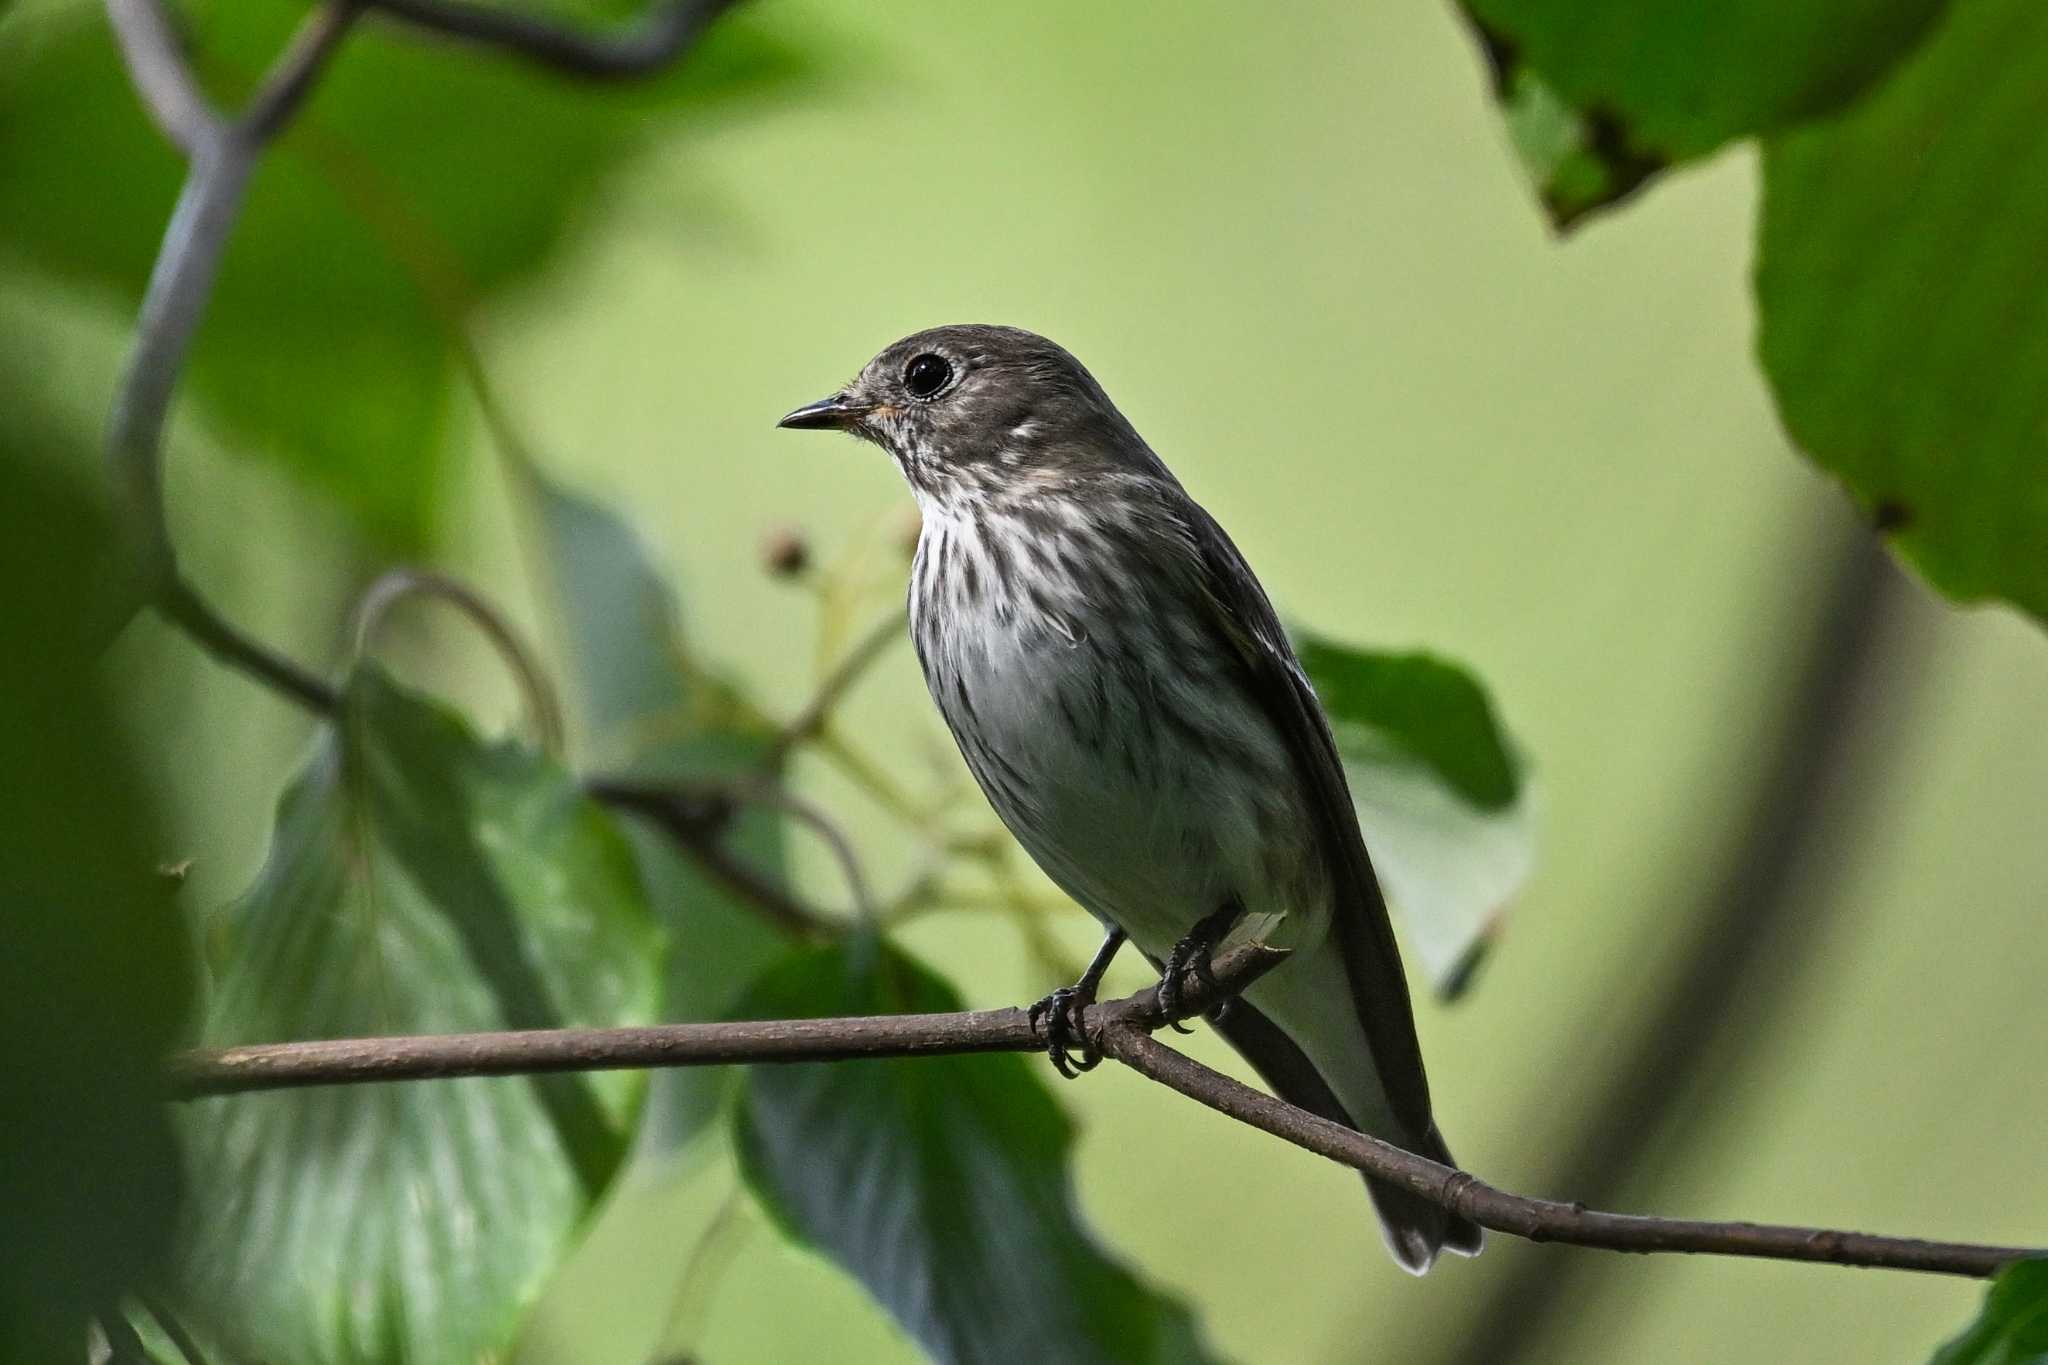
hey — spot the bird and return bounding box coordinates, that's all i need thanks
[779,324,1482,1274]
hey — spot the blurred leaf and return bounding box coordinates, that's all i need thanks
[1757,0,2048,627]
[175,667,661,1365]
[1932,1260,2048,1364]
[509,451,695,765]
[617,729,793,1157]
[0,0,817,545]
[733,937,1228,1365]
[1294,630,1532,998]
[0,456,191,1361]
[507,448,797,1153]
[1461,0,1951,227]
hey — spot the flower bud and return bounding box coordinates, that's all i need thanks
[760,525,810,579]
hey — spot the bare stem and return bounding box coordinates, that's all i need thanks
[164,939,2037,1280]
[769,613,906,765]
[172,942,1287,1095]
[1095,1026,2031,1279]
[105,0,361,716]
[588,777,839,939]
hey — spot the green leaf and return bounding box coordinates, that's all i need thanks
[732,938,1228,1365]
[175,667,661,1365]
[507,449,799,1152]
[509,452,695,766]
[1294,630,1532,998]
[1757,0,2048,627]
[0,1,816,545]
[1461,0,1951,227]
[1932,1260,2048,1364]
[0,457,191,1361]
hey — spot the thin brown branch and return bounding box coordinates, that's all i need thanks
[588,776,838,938]
[169,942,1288,1095]
[1096,1026,2031,1279]
[361,0,735,79]
[163,939,2037,1280]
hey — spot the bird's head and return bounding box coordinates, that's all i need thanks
[778,324,1155,501]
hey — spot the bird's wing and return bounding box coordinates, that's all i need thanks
[1176,500,1436,1138]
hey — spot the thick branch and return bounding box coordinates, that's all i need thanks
[164,943,2040,1281]
[362,0,735,78]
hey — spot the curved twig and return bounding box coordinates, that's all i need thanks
[351,567,567,754]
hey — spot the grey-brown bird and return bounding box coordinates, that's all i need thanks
[780,325,1481,1272]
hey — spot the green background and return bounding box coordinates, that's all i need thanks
[11,0,2044,1360]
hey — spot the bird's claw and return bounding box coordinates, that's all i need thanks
[1157,928,1224,1030]
[1028,985,1101,1079]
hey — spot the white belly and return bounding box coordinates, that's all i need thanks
[911,508,1327,962]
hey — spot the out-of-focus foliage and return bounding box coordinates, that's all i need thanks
[1759,0,2048,626]
[1294,632,1531,997]
[176,668,661,1364]
[509,447,795,1154]
[1931,1260,2048,1364]
[0,454,191,1362]
[1465,0,2047,629]
[0,0,813,547]
[733,937,1228,1365]
[1461,0,1950,225]
[511,451,700,767]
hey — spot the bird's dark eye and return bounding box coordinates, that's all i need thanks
[903,353,953,400]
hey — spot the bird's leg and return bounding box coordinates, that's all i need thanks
[1028,928,1127,1079]
[1157,899,1246,1032]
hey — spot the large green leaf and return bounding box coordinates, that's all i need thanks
[0,0,814,545]
[1461,0,1951,227]
[1758,0,2048,627]
[174,667,661,1365]
[1932,1260,2048,1364]
[0,457,190,1361]
[1294,630,1532,999]
[732,938,1227,1365]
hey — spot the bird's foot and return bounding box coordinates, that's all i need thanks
[1157,903,1241,1031]
[1028,984,1101,1079]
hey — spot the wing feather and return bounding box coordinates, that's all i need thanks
[1175,502,1437,1137]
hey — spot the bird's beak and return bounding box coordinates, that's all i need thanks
[777,393,868,431]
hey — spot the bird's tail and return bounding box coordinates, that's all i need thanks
[1365,1122,1485,1275]
[1220,947,1484,1275]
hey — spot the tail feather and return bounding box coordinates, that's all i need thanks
[1365,1123,1484,1275]
[1209,998,1481,1273]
